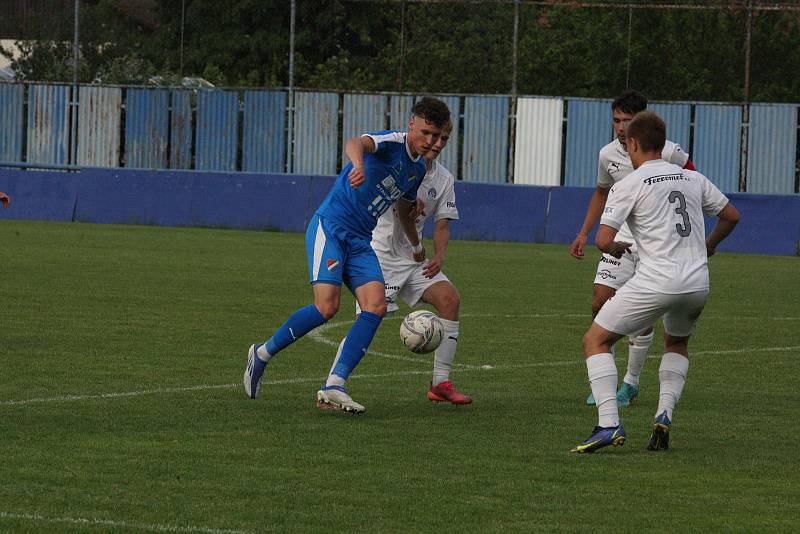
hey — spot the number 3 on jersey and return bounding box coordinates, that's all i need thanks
[668,190,692,237]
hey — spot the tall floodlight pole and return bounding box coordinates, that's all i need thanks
[180,0,186,76]
[398,0,405,93]
[286,0,296,173]
[71,0,80,165]
[508,0,519,183]
[625,7,632,88]
[740,0,753,192]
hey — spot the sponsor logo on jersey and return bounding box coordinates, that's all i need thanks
[408,171,417,182]
[597,269,617,280]
[604,206,614,214]
[644,173,687,186]
[609,162,620,174]
[427,187,437,199]
[326,259,339,271]
[600,256,621,266]
[446,201,456,208]
[385,283,400,292]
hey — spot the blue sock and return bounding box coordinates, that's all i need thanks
[330,311,382,380]
[265,304,326,356]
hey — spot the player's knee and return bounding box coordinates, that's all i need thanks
[316,301,340,320]
[438,288,460,317]
[361,301,387,317]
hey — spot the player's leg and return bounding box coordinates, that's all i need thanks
[573,321,626,453]
[648,290,707,451]
[244,215,342,399]
[316,238,386,413]
[619,249,653,405]
[574,287,661,453]
[419,279,471,405]
[584,281,617,405]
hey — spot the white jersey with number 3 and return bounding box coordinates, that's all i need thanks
[598,138,689,242]
[600,159,728,294]
[371,159,459,262]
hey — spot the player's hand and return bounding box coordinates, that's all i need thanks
[569,234,587,260]
[348,164,365,188]
[706,243,717,257]
[0,192,10,208]
[607,241,632,259]
[422,256,443,279]
[412,246,426,263]
[409,197,425,220]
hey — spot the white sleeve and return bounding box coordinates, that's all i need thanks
[697,172,729,216]
[434,179,459,222]
[597,153,614,188]
[363,132,405,154]
[663,141,690,168]
[600,179,638,230]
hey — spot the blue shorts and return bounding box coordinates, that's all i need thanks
[305,214,384,292]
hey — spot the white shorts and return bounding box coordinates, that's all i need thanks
[594,286,708,338]
[356,259,450,314]
[594,248,637,290]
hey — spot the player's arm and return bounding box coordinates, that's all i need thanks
[345,136,377,188]
[569,186,610,260]
[423,218,451,279]
[706,202,740,257]
[595,224,632,259]
[0,191,9,208]
[395,199,425,262]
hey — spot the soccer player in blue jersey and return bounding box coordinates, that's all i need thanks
[243,97,451,413]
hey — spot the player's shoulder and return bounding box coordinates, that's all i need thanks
[427,160,455,185]
[662,139,689,164]
[365,130,406,145]
[598,139,622,161]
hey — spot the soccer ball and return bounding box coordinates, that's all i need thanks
[399,310,443,354]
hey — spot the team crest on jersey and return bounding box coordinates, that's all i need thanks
[427,187,437,199]
[326,259,339,271]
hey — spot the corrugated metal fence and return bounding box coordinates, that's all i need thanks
[0,83,797,194]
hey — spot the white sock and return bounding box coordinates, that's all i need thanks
[586,352,619,428]
[432,319,459,386]
[256,344,273,363]
[325,338,347,387]
[623,331,653,386]
[656,352,689,420]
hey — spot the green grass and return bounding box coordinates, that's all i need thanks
[1,220,799,533]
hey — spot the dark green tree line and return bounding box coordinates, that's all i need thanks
[1,0,798,102]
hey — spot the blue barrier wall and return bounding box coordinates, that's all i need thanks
[0,168,798,255]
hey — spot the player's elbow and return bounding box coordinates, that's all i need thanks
[719,203,740,225]
[595,233,613,253]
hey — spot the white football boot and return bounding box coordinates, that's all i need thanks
[316,386,365,414]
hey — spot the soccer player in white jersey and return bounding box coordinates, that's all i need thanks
[572,111,739,453]
[570,90,697,408]
[336,120,471,404]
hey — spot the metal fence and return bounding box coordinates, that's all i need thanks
[0,82,798,194]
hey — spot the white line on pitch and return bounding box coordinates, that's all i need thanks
[2,345,797,408]
[0,510,254,534]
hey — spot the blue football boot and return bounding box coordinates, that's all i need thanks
[571,424,627,453]
[647,410,671,451]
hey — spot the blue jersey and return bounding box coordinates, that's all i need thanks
[316,131,426,238]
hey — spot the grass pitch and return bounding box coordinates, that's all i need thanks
[1,220,798,533]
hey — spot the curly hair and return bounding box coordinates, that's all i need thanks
[412,96,451,129]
